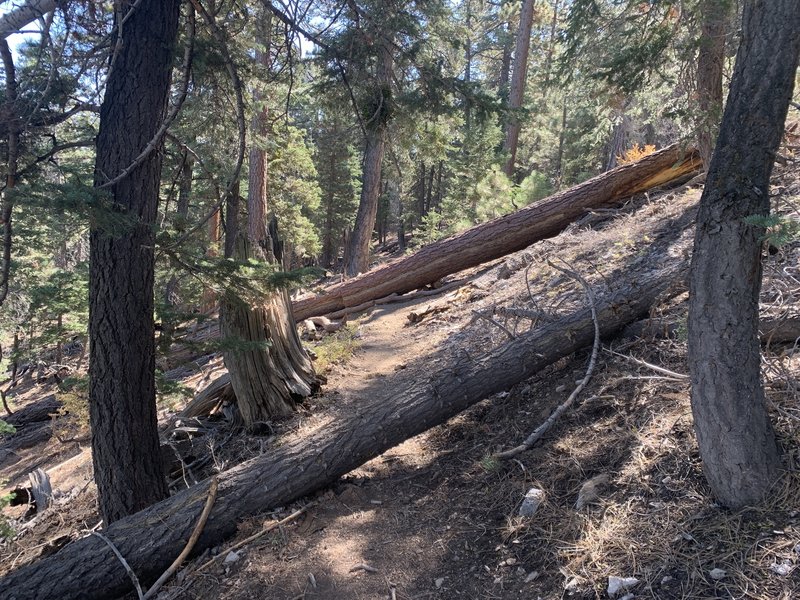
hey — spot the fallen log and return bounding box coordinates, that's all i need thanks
[621,315,800,345]
[293,144,701,321]
[0,219,690,598]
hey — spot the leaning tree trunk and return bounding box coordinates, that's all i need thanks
[0,218,690,599]
[695,0,731,168]
[295,144,701,321]
[345,41,393,277]
[221,13,317,425]
[88,0,180,524]
[688,0,800,509]
[503,0,537,177]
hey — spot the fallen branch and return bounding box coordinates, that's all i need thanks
[603,347,688,380]
[142,477,218,599]
[495,261,602,459]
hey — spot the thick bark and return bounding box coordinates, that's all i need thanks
[503,0,537,177]
[295,144,701,321]
[221,238,317,424]
[696,0,730,168]
[688,0,800,508]
[345,42,393,277]
[0,39,18,308]
[89,0,180,524]
[0,230,687,600]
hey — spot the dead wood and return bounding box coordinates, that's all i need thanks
[0,219,690,599]
[293,145,700,321]
[621,315,800,346]
[4,395,61,427]
[179,373,234,419]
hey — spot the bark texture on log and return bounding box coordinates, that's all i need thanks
[295,144,700,321]
[0,215,691,599]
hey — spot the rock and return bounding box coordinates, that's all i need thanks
[660,575,674,586]
[708,568,727,580]
[564,576,584,593]
[525,571,540,583]
[519,488,545,517]
[224,551,241,564]
[770,561,793,576]
[435,577,445,589]
[619,594,635,600]
[607,576,639,597]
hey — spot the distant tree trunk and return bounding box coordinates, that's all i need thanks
[555,97,567,188]
[696,0,731,168]
[688,0,800,509]
[89,0,180,524]
[605,96,630,171]
[503,0,537,177]
[161,152,193,351]
[221,13,317,426]
[345,41,393,277]
[0,39,18,308]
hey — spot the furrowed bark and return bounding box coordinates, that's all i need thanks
[294,144,700,321]
[0,222,690,599]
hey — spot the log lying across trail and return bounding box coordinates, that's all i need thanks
[293,144,700,321]
[0,232,690,599]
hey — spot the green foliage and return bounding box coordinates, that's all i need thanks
[312,324,361,372]
[0,420,15,436]
[0,484,15,540]
[745,214,800,248]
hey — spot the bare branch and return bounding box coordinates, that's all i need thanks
[495,261,602,459]
[0,0,57,40]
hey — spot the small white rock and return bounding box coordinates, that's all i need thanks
[224,550,241,564]
[519,488,545,517]
[564,577,582,592]
[619,594,635,600]
[708,568,727,580]
[435,577,445,589]
[770,561,793,576]
[660,575,674,586]
[607,576,639,597]
[525,571,540,583]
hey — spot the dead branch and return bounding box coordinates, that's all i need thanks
[496,261,601,459]
[90,531,144,600]
[142,477,218,600]
[602,347,688,379]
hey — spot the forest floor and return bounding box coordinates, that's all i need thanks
[2,163,800,600]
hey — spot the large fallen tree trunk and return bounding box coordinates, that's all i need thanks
[293,144,700,321]
[0,235,689,599]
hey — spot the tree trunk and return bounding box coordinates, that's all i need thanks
[221,14,317,426]
[696,0,731,168]
[294,144,701,321]
[88,0,180,524]
[345,42,393,277]
[0,235,687,600]
[0,39,18,308]
[688,0,800,509]
[503,0,537,177]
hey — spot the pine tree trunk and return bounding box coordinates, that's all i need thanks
[345,42,393,277]
[503,0,537,177]
[89,0,180,524]
[696,0,730,168]
[688,0,800,508]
